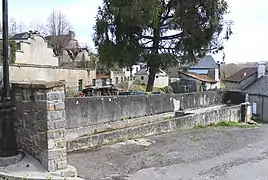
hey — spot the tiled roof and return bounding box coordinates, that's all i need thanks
[223,67,257,82]
[190,55,218,69]
[179,71,217,83]
[244,76,268,96]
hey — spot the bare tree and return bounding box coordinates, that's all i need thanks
[8,18,24,36]
[43,10,73,56]
[29,20,45,35]
[44,10,71,36]
[0,18,25,36]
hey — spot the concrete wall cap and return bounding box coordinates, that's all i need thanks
[11,80,65,89]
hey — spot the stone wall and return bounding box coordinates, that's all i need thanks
[67,104,242,152]
[12,81,68,172]
[65,91,223,129]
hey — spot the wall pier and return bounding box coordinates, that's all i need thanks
[11,81,77,178]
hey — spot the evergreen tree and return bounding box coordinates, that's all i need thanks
[94,0,232,91]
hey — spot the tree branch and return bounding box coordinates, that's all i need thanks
[160,32,183,40]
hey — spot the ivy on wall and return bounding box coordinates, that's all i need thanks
[0,40,17,64]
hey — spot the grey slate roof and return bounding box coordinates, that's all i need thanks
[190,55,218,69]
[135,67,164,75]
[244,76,268,96]
[10,32,30,40]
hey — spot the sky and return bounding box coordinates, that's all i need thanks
[1,0,267,64]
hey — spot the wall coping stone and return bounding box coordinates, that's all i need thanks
[11,80,65,89]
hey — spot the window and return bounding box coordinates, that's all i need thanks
[78,79,83,91]
[16,43,21,51]
[115,77,119,84]
[141,76,144,80]
[252,102,257,114]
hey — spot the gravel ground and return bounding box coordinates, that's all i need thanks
[68,124,268,180]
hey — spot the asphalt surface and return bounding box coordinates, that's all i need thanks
[68,124,268,180]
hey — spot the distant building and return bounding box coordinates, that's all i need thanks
[134,67,169,88]
[187,55,220,82]
[177,71,217,92]
[45,31,92,68]
[167,55,220,82]
[0,30,96,90]
[223,67,258,90]
[243,62,268,121]
[10,31,58,66]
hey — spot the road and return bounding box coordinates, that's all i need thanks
[68,124,268,180]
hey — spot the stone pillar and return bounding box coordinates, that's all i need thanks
[12,81,68,172]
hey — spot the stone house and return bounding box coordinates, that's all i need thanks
[45,31,92,68]
[134,67,169,88]
[223,62,267,90]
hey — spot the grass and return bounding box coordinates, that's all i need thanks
[191,137,201,141]
[164,115,173,120]
[194,121,256,129]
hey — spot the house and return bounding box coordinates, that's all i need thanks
[10,31,58,66]
[45,30,79,52]
[45,31,92,68]
[167,55,220,82]
[223,62,267,90]
[0,30,96,90]
[243,61,268,121]
[134,67,169,88]
[178,71,217,91]
[187,55,220,82]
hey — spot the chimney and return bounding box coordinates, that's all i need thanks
[257,61,266,78]
[68,30,75,39]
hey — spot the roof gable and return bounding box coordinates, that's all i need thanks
[224,67,257,82]
[190,55,218,69]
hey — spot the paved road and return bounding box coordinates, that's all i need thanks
[68,124,268,180]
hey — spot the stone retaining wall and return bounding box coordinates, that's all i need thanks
[66,91,223,129]
[67,104,242,152]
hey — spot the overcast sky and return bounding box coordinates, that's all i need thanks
[1,0,267,64]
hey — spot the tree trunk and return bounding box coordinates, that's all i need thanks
[146,65,157,92]
[146,16,161,92]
